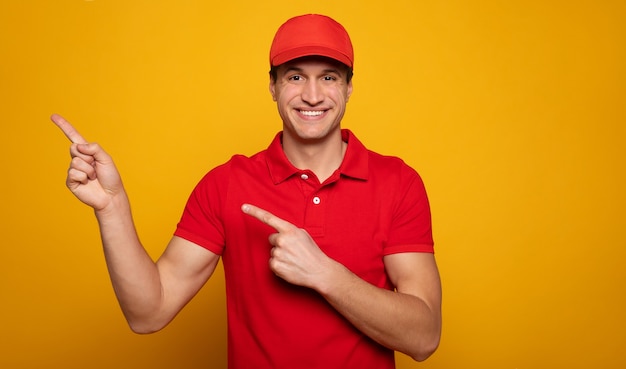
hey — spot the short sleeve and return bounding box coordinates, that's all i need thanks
[384,164,434,255]
[174,162,231,255]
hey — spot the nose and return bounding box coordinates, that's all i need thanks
[301,80,323,105]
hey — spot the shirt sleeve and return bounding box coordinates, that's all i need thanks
[384,163,434,255]
[174,162,231,255]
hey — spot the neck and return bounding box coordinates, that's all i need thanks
[282,130,347,183]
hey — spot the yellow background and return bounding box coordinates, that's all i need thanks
[1,0,624,368]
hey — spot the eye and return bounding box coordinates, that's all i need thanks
[323,75,336,81]
[289,75,303,81]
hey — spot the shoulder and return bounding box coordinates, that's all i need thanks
[189,151,265,197]
[202,150,267,179]
[368,150,423,183]
[343,129,422,183]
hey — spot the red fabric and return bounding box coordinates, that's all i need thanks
[175,130,433,369]
[269,14,354,68]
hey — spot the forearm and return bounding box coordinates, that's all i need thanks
[240,204,441,359]
[316,262,441,361]
[52,115,181,332]
[95,193,165,332]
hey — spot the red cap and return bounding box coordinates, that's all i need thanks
[269,14,354,69]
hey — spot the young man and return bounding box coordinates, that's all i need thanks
[52,14,441,369]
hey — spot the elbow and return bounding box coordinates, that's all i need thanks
[410,310,442,361]
[411,348,436,362]
[119,303,174,334]
[126,315,169,335]
[129,323,162,335]
[409,334,440,362]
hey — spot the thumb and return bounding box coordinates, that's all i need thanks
[75,142,113,164]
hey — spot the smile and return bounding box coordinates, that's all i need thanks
[299,110,325,117]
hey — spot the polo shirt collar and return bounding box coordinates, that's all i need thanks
[266,129,369,184]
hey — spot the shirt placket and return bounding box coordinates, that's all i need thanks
[297,171,326,238]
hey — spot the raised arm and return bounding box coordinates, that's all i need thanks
[51,114,219,333]
[241,203,441,361]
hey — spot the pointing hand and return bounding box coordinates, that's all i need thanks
[241,203,335,289]
[51,114,124,210]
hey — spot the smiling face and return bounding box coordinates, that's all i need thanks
[270,56,353,144]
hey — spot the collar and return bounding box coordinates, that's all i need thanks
[266,129,369,184]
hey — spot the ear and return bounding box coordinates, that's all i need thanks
[346,80,353,102]
[269,79,277,101]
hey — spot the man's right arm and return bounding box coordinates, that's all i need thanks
[51,114,219,333]
[99,201,219,333]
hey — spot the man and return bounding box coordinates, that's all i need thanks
[52,14,441,368]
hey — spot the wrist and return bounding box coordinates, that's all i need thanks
[314,258,351,297]
[94,190,130,219]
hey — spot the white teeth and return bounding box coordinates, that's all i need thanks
[300,110,324,116]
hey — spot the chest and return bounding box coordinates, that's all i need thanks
[221,169,397,286]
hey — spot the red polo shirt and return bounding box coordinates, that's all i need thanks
[175,129,433,369]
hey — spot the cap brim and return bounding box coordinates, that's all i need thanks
[271,46,353,68]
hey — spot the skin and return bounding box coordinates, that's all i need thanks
[51,56,441,361]
[270,56,352,182]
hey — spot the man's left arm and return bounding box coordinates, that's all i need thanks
[241,203,442,361]
[320,251,442,361]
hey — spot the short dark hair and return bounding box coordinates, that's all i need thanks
[269,64,353,83]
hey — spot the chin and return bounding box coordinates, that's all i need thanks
[292,126,337,142]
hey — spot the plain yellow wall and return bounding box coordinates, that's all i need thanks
[1,0,624,368]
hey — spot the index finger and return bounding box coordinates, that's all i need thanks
[50,114,88,144]
[241,204,295,233]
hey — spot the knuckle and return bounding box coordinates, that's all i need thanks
[261,213,273,224]
[69,143,79,156]
[70,156,83,166]
[274,236,287,248]
[67,168,87,182]
[269,258,278,271]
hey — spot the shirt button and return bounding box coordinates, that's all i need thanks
[300,173,309,180]
[312,196,321,205]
